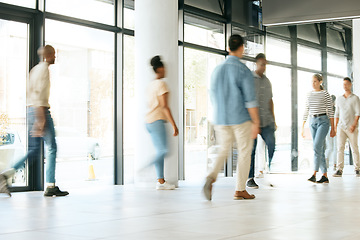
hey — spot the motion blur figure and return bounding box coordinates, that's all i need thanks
[0,45,69,197]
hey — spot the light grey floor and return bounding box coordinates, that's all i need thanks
[1,166,360,240]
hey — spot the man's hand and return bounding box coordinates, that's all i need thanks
[349,125,356,133]
[330,128,336,138]
[251,123,260,139]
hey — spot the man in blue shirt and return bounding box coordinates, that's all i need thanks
[203,34,260,201]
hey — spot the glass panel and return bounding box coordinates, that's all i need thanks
[241,60,256,71]
[297,45,321,71]
[124,6,135,30]
[45,20,114,187]
[297,24,320,44]
[185,0,222,15]
[327,76,344,99]
[266,37,291,64]
[327,52,348,77]
[184,48,224,182]
[266,65,292,172]
[297,70,316,172]
[184,13,225,49]
[0,19,28,187]
[46,0,115,25]
[233,27,265,57]
[327,27,345,51]
[124,35,135,184]
[266,26,290,38]
[0,0,35,8]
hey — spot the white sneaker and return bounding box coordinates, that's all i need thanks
[156,181,175,190]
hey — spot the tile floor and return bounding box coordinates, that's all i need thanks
[1,166,360,240]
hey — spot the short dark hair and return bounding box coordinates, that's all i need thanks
[255,53,266,61]
[150,55,164,73]
[344,77,352,83]
[228,34,244,52]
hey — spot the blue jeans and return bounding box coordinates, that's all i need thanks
[309,115,329,173]
[12,107,57,183]
[146,120,168,179]
[249,123,276,178]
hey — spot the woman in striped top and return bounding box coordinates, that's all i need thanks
[301,74,336,183]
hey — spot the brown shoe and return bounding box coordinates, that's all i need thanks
[234,190,255,200]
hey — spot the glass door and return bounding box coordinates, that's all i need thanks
[0,19,29,187]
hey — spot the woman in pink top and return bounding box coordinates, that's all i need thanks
[145,56,178,190]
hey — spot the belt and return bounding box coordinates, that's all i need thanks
[312,113,327,118]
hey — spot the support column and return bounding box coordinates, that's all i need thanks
[135,0,179,186]
[353,19,360,96]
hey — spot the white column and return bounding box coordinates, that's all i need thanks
[134,0,179,186]
[353,19,360,96]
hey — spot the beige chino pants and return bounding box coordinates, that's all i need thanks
[337,127,360,171]
[207,121,253,191]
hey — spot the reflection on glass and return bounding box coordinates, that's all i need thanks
[184,14,225,49]
[297,45,321,71]
[297,70,316,172]
[327,52,347,77]
[184,48,224,181]
[0,0,35,8]
[266,37,291,64]
[327,28,345,51]
[46,0,114,25]
[0,19,28,186]
[45,20,114,186]
[233,27,264,57]
[297,24,320,44]
[123,35,135,184]
[266,65,292,172]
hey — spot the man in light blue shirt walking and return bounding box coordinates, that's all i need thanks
[203,34,260,201]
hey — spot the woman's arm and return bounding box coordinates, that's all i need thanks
[159,93,178,136]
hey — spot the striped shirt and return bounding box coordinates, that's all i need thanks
[303,90,334,121]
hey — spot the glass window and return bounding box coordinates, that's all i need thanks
[266,37,291,64]
[123,35,135,184]
[0,19,29,187]
[327,76,344,98]
[184,48,224,181]
[45,20,114,187]
[327,27,345,51]
[266,26,290,38]
[327,52,348,77]
[184,13,225,50]
[185,0,222,15]
[297,70,315,172]
[46,0,115,25]
[241,60,256,71]
[266,65,292,172]
[297,45,321,71]
[297,24,320,44]
[233,27,265,57]
[0,0,35,8]
[124,0,134,30]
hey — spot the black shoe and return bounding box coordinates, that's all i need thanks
[246,178,259,189]
[316,176,329,184]
[44,186,69,197]
[333,170,342,177]
[356,170,360,177]
[308,175,316,183]
[0,174,11,197]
